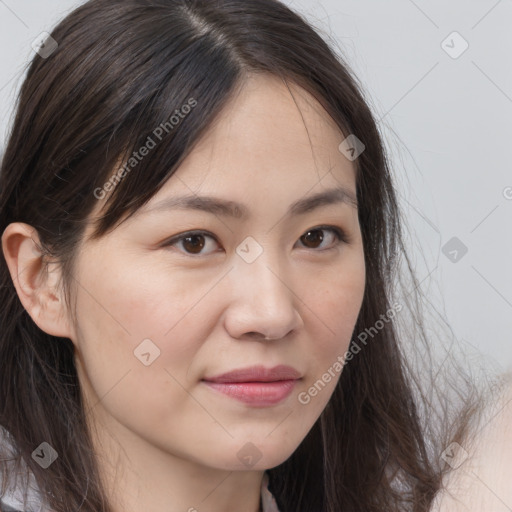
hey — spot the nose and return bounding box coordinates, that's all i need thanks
[223,250,304,341]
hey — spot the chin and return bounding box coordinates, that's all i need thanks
[231,438,300,471]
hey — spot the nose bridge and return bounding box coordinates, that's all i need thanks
[225,240,301,339]
[237,243,292,308]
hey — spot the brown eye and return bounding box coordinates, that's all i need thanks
[297,226,347,250]
[181,234,206,254]
[300,229,324,249]
[165,231,219,256]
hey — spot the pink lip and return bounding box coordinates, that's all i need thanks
[202,365,301,406]
[203,380,298,405]
[203,364,301,383]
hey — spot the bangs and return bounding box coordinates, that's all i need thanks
[84,31,245,240]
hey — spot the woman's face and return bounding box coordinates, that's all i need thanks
[70,73,366,474]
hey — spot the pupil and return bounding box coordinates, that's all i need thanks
[303,229,323,248]
[184,235,205,254]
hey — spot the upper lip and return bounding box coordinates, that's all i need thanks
[202,365,301,383]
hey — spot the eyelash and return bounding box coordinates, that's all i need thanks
[163,225,349,257]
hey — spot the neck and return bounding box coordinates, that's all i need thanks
[88,408,264,512]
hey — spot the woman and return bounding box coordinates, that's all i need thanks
[0,0,505,511]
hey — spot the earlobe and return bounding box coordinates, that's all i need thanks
[1,222,74,339]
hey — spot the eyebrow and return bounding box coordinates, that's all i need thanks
[140,186,358,220]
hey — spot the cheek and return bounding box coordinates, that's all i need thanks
[72,248,205,344]
[310,254,365,354]
[71,253,223,401]
[71,278,207,446]
[294,253,365,413]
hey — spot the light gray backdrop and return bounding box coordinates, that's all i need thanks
[0,1,511,370]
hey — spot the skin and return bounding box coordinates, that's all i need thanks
[2,73,366,512]
[431,374,512,511]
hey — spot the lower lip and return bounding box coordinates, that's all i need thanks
[202,379,298,405]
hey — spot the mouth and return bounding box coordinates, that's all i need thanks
[201,379,299,406]
[201,365,302,406]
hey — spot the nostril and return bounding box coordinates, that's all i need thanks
[246,332,278,341]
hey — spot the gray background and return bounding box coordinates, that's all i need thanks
[0,1,511,370]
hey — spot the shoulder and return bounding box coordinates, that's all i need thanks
[0,426,44,512]
[431,372,512,511]
[0,426,23,512]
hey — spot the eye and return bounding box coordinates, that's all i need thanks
[164,225,349,256]
[164,230,220,256]
[295,225,349,251]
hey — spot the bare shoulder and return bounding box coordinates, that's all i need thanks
[431,372,512,511]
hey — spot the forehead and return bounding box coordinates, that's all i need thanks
[146,74,355,204]
[89,73,357,231]
[185,73,351,171]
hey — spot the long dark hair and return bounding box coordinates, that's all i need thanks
[0,1,489,510]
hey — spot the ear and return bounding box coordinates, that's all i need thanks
[1,222,75,339]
